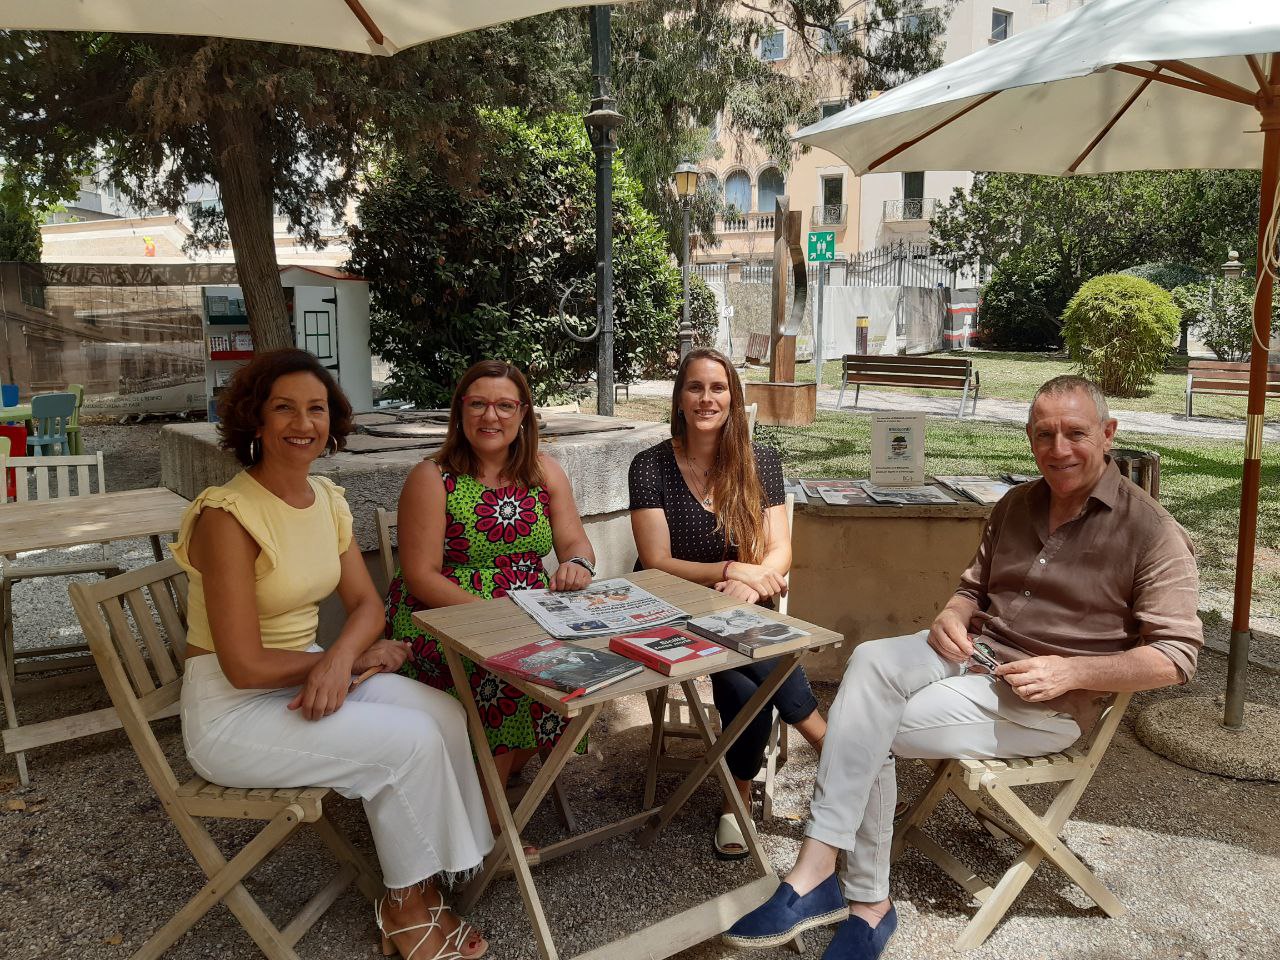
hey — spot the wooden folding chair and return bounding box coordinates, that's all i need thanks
[374,506,578,830]
[891,692,1133,950]
[69,559,382,960]
[644,494,794,818]
[1,451,125,783]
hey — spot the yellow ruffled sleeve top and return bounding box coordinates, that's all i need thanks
[170,470,354,653]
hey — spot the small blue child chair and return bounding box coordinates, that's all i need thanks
[26,392,77,456]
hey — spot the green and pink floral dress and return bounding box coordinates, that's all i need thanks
[385,471,580,756]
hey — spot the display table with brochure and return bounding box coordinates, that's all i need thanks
[414,568,843,960]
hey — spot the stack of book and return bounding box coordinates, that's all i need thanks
[934,475,1016,505]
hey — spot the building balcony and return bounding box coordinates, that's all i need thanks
[811,203,848,227]
[882,198,940,222]
[719,212,777,233]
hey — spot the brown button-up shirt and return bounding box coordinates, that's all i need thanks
[955,462,1202,728]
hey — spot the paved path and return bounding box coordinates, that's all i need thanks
[625,379,1277,442]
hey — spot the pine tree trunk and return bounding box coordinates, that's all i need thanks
[208,102,292,352]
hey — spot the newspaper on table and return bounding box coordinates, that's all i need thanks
[509,578,687,639]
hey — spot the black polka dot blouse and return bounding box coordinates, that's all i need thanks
[628,439,785,563]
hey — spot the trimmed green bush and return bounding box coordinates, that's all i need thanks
[1061,274,1180,396]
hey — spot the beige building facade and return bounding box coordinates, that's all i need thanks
[697,0,1087,264]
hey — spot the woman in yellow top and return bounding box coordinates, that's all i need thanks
[172,349,492,960]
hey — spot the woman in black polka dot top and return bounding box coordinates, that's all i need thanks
[628,348,827,861]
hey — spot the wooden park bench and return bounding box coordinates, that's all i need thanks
[1184,358,1280,417]
[837,354,980,417]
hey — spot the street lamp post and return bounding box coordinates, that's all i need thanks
[674,162,700,362]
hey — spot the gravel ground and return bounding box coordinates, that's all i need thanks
[2,423,1279,959]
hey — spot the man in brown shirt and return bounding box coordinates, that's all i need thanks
[724,375,1201,960]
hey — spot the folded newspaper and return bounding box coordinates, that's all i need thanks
[508,578,686,639]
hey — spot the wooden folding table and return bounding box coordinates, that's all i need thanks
[416,568,844,960]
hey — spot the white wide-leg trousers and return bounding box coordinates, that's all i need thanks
[180,652,494,890]
[807,630,1081,903]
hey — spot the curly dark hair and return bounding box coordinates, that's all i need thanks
[216,348,355,467]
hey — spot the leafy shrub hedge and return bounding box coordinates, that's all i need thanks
[1061,274,1180,396]
[348,109,713,406]
[976,254,1071,349]
[1173,277,1279,362]
[1118,261,1205,291]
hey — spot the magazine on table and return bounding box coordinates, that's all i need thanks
[933,475,993,495]
[934,475,1014,504]
[484,638,642,702]
[685,608,810,659]
[508,577,686,639]
[856,481,957,506]
[608,626,730,677]
[800,478,864,499]
[953,479,1014,504]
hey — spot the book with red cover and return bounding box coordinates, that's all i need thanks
[483,638,642,702]
[608,626,730,677]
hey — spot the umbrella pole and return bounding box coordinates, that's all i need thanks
[1224,102,1280,730]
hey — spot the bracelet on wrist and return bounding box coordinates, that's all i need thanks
[722,560,733,581]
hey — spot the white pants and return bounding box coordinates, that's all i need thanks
[807,630,1081,903]
[180,652,494,890]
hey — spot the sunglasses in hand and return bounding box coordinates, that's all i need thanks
[967,640,1006,683]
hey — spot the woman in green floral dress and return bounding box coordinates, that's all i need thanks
[385,360,597,798]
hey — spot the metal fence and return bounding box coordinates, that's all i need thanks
[694,241,964,289]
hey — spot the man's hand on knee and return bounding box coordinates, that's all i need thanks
[927,608,975,664]
[997,655,1080,702]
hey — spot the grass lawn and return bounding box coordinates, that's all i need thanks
[742,350,1270,421]
[611,399,1280,617]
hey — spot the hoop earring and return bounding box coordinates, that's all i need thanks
[249,437,260,463]
[326,436,339,456]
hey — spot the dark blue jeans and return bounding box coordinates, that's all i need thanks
[711,659,818,782]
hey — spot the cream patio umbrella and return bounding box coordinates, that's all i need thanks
[794,0,1280,777]
[0,1,601,54]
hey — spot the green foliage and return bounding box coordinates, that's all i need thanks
[935,171,1259,348]
[1061,275,1180,396]
[1173,278,1280,362]
[687,274,720,351]
[0,171,40,262]
[348,111,691,406]
[599,0,949,249]
[1119,261,1206,291]
[977,255,1071,350]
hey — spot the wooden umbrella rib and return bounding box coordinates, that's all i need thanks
[867,91,1000,171]
[1153,59,1259,103]
[1246,54,1271,101]
[1111,64,1255,105]
[343,0,385,45]
[1068,72,1155,174]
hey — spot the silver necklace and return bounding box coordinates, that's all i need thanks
[681,445,714,507]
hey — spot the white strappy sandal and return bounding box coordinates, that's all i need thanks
[376,895,488,960]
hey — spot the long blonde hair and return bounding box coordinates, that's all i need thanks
[670,348,765,564]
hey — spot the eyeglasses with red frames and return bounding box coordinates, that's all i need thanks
[462,396,526,418]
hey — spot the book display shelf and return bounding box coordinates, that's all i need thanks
[201,285,254,421]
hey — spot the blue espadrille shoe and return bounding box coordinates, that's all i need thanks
[821,904,898,959]
[722,874,848,949]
